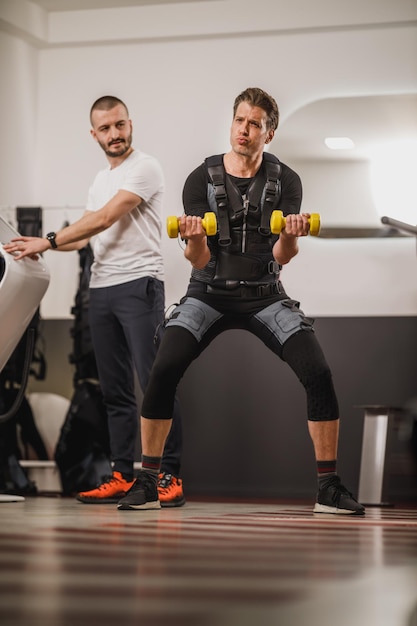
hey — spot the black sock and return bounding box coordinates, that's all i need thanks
[142,455,161,480]
[317,460,337,488]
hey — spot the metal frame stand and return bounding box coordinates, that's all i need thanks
[357,405,405,506]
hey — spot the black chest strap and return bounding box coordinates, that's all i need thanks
[259,154,282,234]
[205,157,231,246]
[205,153,282,244]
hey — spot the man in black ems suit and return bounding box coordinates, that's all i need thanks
[117,87,365,515]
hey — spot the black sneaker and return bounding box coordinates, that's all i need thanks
[314,475,365,515]
[117,470,161,510]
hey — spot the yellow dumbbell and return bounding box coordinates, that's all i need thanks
[166,212,218,238]
[270,210,321,236]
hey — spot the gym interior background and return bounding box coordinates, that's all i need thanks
[0,0,416,501]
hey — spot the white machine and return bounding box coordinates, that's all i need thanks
[0,217,50,502]
[0,216,50,373]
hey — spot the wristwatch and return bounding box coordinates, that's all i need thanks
[46,232,58,249]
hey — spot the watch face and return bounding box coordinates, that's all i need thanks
[47,232,57,248]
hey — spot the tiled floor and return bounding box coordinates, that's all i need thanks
[0,496,416,626]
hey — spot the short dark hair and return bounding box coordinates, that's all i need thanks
[233,87,279,131]
[90,96,129,125]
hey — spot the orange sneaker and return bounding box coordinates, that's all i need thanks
[157,472,186,508]
[76,471,135,504]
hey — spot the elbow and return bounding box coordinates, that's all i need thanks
[275,246,299,266]
[185,253,210,270]
[74,238,90,250]
[192,260,208,270]
[95,208,116,232]
[100,215,114,231]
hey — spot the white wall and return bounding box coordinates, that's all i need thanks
[289,160,380,228]
[0,30,38,206]
[1,0,416,318]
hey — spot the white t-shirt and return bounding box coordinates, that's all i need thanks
[86,149,165,288]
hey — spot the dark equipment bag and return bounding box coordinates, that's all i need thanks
[54,244,111,495]
[54,380,111,495]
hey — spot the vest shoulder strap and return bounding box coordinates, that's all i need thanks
[205,155,231,246]
[259,153,282,234]
[205,154,227,208]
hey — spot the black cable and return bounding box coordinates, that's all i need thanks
[0,329,35,424]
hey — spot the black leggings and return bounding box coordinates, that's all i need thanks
[142,316,339,422]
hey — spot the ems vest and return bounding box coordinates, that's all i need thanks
[191,153,283,286]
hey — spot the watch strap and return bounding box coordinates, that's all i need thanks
[46,232,58,249]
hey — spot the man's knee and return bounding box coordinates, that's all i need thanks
[304,369,339,421]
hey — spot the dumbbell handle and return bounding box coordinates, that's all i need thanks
[166,212,217,238]
[270,211,321,236]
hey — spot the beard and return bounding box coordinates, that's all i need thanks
[100,132,133,157]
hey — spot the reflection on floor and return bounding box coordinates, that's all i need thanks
[0,497,416,626]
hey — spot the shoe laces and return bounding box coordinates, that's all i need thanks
[97,474,128,491]
[158,473,174,490]
[158,472,177,493]
[128,471,156,494]
[96,473,123,492]
[323,475,354,505]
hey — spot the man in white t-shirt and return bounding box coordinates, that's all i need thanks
[4,96,185,507]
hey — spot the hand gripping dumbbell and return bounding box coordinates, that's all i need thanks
[166,212,217,238]
[270,210,321,236]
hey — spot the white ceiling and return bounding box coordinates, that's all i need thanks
[30,0,212,11]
